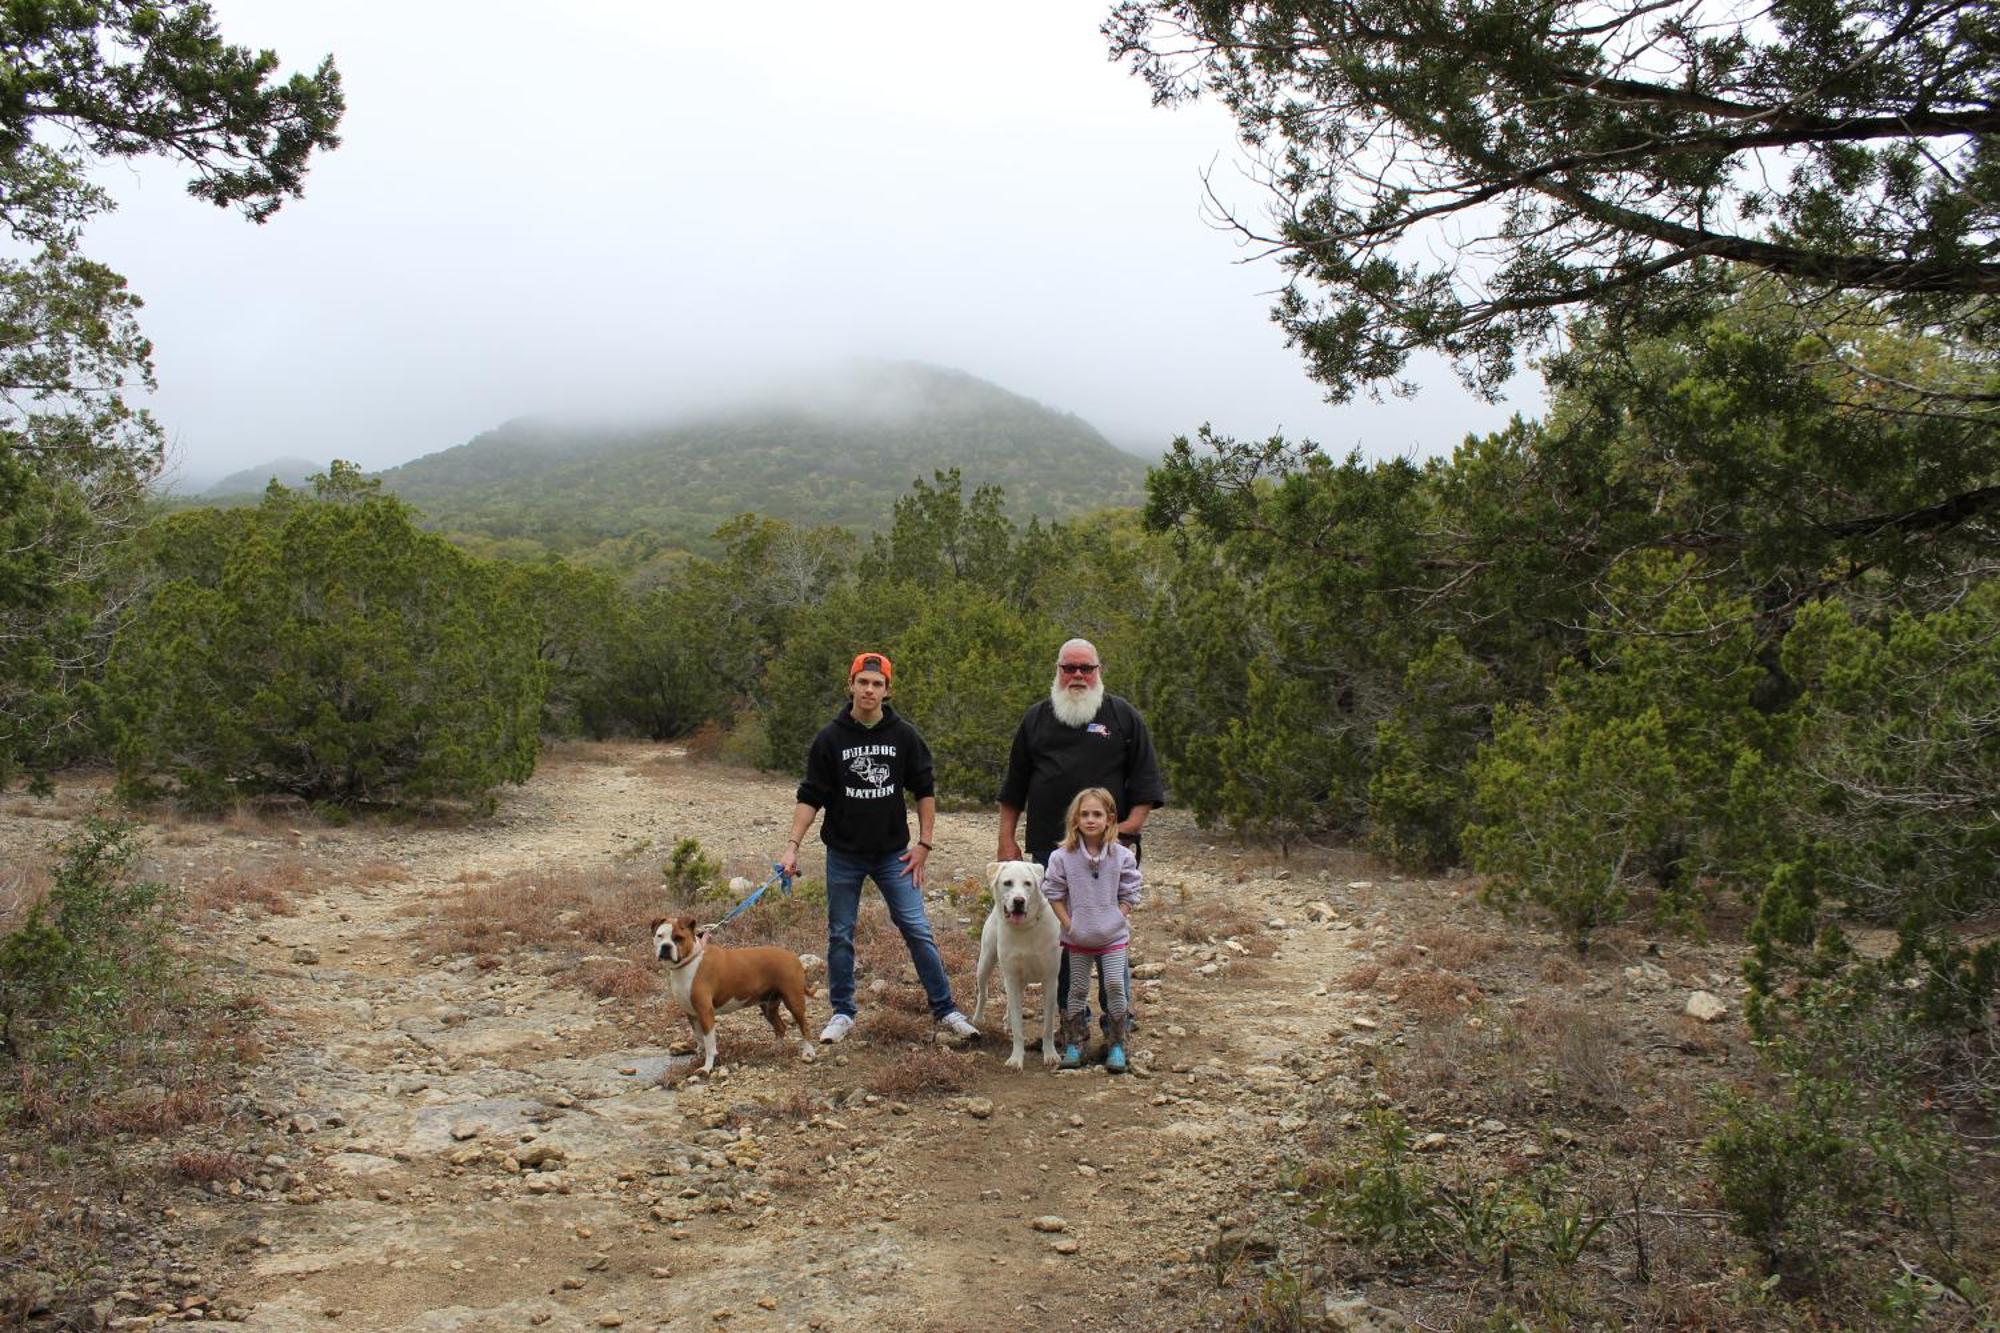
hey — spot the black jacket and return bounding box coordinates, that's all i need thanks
[797,703,935,854]
[998,693,1167,861]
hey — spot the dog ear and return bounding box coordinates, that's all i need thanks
[648,916,666,932]
[985,861,1003,887]
[1028,861,1046,888]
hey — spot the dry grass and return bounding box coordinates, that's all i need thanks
[1538,954,1588,985]
[1337,962,1384,991]
[880,983,934,1014]
[1412,923,1506,970]
[6,788,105,821]
[1391,968,1483,1018]
[537,739,628,769]
[865,1045,973,1098]
[1508,999,1630,1108]
[1165,902,1269,944]
[860,1007,936,1045]
[188,857,310,917]
[16,1076,230,1141]
[354,859,412,884]
[0,863,53,933]
[578,958,661,1002]
[682,719,726,762]
[426,864,668,955]
[171,1148,252,1184]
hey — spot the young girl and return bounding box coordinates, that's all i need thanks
[1041,786,1143,1072]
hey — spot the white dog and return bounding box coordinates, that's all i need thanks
[971,859,1063,1070]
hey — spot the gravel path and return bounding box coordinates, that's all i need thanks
[4,743,1426,1331]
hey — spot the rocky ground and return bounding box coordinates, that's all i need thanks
[1,743,1763,1331]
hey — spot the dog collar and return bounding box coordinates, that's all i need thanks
[664,934,707,970]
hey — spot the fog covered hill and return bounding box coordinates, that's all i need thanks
[376,363,1156,553]
[200,455,325,498]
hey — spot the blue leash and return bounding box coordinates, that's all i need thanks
[704,863,794,934]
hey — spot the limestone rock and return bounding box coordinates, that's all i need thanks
[1685,990,1728,1023]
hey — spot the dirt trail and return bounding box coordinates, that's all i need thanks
[5,744,1419,1332]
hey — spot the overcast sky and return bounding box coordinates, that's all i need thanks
[88,1,1541,487]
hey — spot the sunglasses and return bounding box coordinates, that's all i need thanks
[1058,663,1100,675]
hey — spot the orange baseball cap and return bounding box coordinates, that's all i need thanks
[849,651,893,682]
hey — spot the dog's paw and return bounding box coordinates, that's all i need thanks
[1041,1046,1062,1068]
[1004,1051,1026,1071]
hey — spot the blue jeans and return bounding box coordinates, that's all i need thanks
[825,848,957,1021]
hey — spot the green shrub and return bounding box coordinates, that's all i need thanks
[108,466,542,811]
[1368,635,1496,868]
[1465,553,1788,947]
[0,820,180,1090]
[1309,1110,1441,1258]
[1780,584,2000,923]
[1707,1070,1905,1277]
[889,583,1047,805]
[663,838,722,901]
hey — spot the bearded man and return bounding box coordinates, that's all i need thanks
[998,639,1166,1041]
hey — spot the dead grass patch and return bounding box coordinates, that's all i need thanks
[881,984,933,1014]
[1166,902,1268,944]
[1337,962,1383,991]
[1412,923,1506,970]
[861,1007,935,1045]
[1539,955,1588,985]
[171,1148,252,1184]
[537,739,626,769]
[1392,969,1483,1018]
[1236,932,1281,958]
[188,857,309,917]
[682,719,726,762]
[578,958,660,1002]
[0,863,53,933]
[1509,1000,1630,1108]
[865,1045,972,1098]
[427,864,668,955]
[354,859,411,884]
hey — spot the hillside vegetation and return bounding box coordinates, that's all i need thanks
[373,362,1152,556]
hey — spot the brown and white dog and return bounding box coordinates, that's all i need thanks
[971,860,1063,1070]
[650,915,812,1074]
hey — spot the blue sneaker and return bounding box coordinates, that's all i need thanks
[1059,1044,1084,1069]
[1105,1043,1128,1074]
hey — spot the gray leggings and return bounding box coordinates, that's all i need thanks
[1063,947,1129,1044]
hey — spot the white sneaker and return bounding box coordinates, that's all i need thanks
[939,1010,978,1039]
[819,1014,854,1044]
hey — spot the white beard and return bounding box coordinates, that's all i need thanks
[1049,679,1104,728]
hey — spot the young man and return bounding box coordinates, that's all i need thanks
[779,652,977,1044]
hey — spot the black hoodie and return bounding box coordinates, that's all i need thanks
[796,703,935,854]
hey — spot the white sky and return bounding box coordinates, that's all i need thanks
[86,1,1540,486]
